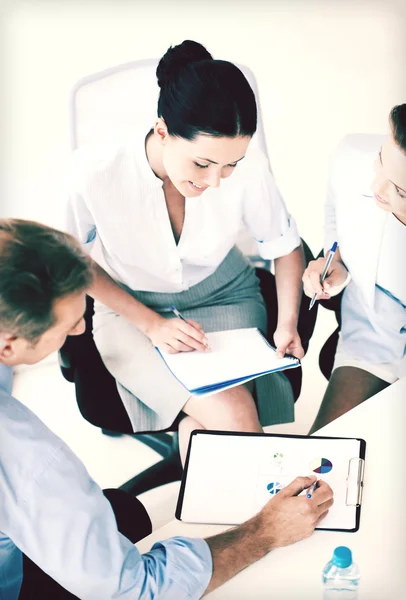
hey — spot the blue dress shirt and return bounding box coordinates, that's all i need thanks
[0,373,212,599]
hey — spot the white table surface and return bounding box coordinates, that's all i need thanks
[136,377,406,599]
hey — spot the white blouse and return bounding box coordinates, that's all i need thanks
[66,133,300,293]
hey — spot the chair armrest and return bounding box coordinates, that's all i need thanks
[59,295,95,377]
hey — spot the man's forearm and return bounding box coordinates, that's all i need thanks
[203,515,272,596]
[274,244,305,327]
[88,261,158,335]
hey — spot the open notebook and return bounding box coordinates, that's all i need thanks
[157,327,300,396]
[177,431,366,532]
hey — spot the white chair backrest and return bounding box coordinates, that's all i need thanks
[71,58,269,159]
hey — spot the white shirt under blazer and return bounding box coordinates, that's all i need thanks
[66,132,300,294]
[324,133,406,378]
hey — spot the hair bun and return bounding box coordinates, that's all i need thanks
[156,40,213,88]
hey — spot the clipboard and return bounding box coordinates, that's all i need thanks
[176,430,366,532]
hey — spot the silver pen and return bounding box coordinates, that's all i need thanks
[309,241,338,310]
[169,305,210,349]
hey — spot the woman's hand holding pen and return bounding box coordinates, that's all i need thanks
[302,256,349,301]
[147,314,209,354]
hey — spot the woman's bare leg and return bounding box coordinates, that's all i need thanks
[309,366,390,434]
[178,415,205,465]
[179,384,262,464]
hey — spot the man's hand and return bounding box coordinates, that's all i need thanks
[204,476,333,595]
[273,326,304,359]
[258,476,334,549]
[147,315,209,354]
[302,257,349,301]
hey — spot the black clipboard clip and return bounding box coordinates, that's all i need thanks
[345,457,365,507]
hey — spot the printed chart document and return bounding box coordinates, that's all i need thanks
[177,431,366,532]
[157,327,300,396]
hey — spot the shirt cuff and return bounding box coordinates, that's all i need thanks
[152,537,213,600]
[255,216,300,260]
[327,272,352,296]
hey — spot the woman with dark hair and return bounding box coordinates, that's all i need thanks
[303,104,406,433]
[67,40,306,460]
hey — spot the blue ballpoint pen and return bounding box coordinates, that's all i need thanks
[169,305,210,349]
[309,241,338,310]
[169,305,189,324]
[306,481,318,499]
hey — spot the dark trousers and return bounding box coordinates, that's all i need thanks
[19,489,152,599]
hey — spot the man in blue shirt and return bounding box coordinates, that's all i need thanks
[0,219,333,599]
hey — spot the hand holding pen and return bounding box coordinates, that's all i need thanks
[306,480,319,498]
[166,305,210,352]
[308,242,338,310]
[302,242,349,310]
[148,306,209,354]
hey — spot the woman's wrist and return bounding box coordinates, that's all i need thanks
[276,315,298,331]
[133,307,162,337]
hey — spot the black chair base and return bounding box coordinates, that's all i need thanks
[102,430,176,459]
[102,429,123,438]
[119,445,182,496]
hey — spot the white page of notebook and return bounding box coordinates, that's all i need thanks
[159,328,297,391]
[180,433,361,531]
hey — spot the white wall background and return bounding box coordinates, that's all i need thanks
[1,0,405,255]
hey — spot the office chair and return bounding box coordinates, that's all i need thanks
[60,59,318,496]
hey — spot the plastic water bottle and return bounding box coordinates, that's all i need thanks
[322,546,360,599]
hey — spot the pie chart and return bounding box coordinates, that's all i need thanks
[310,457,333,474]
[267,482,283,495]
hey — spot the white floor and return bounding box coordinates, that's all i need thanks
[12,308,336,530]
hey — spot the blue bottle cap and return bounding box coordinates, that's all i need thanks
[332,546,352,568]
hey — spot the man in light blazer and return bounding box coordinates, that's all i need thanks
[303,104,406,432]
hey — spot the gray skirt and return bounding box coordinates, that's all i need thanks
[93,247,294,431]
